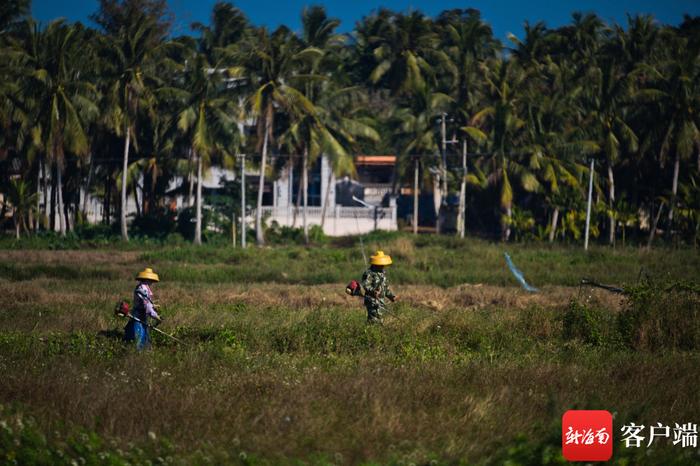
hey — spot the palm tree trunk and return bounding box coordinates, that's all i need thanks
[143,171,150,214]
[0,202,6,230]
[433,174,441,231]
[103,174,111,225]
[50,162,56,231]
[549,208,560,243]
[22,212,30,237]
[255,117,269,246]
[121,126,131,241]
[607,164,615,246]
[14,207,20,239]
[303,146,309,244]
[195,151,203,245]
[457,139,467,238]
[56,164,66,236]
[133,182,141,217]
[292,170,302,228]
[501,204,512,242]
[668,152,680,225]
[320,164,333,228]
[187,148,194,207]
[82,152,94,219]
[42,159,48,230]
[35,160,41,232]
[232,209,236,248]
[647,202,664,249]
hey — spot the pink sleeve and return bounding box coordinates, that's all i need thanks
[145,300,160,319]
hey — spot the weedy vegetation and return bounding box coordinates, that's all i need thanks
[1,234,699,465]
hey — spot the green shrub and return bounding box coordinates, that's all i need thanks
[177,207,213,241]
[265,224,328,245]
[562,300,617,346]
[131,208,178,239]
[618,282,700,351]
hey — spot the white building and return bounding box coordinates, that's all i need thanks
[260,154,397,236]
[75,154,398,236]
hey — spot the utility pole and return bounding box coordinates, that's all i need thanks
[584,158,594,251]
[240,154,246,248]
[458,139,467,239]
[441,113,449,199]
[438,113,447,234]
[413,156,419,235]
[353,196,380,232]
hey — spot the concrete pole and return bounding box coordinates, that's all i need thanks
[241,155,246,248]
[458,138,467,239]
[413,156,419,235]
[584,158,595,251]
[438,113,447,233]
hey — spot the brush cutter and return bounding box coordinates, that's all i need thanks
[343,281,401,320]
[579,278,625,294]
[114,301,185,344]
[345,280,362,296]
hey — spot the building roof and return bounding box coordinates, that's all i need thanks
[355,155,396,166]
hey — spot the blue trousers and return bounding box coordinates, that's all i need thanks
[124,319,151,350]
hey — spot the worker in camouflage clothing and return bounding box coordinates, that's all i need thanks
[361,251,397,324]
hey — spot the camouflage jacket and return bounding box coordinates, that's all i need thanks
[361,268,395,307]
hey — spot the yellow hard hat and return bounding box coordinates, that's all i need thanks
[136,267,160,282]
[370,250,392,266]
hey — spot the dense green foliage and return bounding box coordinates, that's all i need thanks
[1,2,699,245]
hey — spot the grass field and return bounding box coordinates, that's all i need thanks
[1,234,699,465]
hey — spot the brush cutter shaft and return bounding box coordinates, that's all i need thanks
[580,278,625,294]
[121,313,185,344]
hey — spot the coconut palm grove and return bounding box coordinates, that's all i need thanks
[1,1,700,466]
[0,0,698,245]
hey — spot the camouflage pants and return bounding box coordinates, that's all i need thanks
[365,299,384,324]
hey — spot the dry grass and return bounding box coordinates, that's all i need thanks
[0,246,698,464]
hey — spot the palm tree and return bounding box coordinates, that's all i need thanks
[174,48,239,244]
[169,3,249,244]
[436,8,498,236]
[294,6,378,242]
[367,10,451,97]
[13,20,97,235]
[297,6,341,242]
[465,58,538,241]
[637,27,700,230]
[515,36,595,241]
[192,1,248,59]
[583,54,639,245]
[316,86,380,229]
[6,178,37,238]
[391,83,452,233]
[239,25,319,245]
[94,0,171,241]
[553,13,638,245]
[366,10,454,215]
[0,0,29,32]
